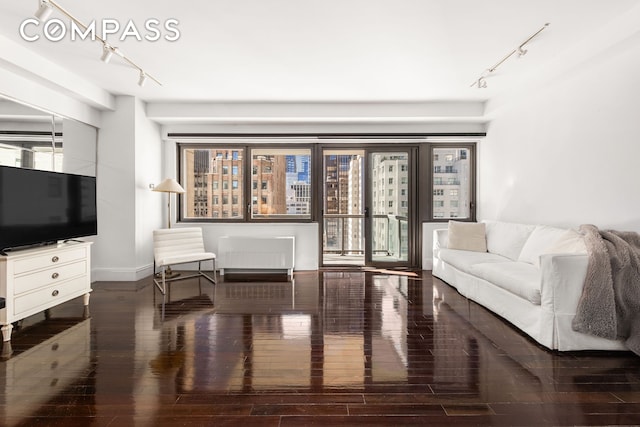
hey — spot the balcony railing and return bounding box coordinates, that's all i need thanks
[372,214,408,260]
[323,214,364,255]
[323,213,408,261]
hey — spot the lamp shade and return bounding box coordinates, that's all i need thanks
[154,178,185,194]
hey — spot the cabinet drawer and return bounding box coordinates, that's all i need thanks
[13,247,87,275]
[13,276,89,316]
[14,261,87,295]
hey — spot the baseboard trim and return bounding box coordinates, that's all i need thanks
[92,264,153,282]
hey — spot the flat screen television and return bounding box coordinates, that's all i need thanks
[0,165,97,252]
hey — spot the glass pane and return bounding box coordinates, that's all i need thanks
[182,148,244,219]
[370,152,409,262]
[322,150,365,266]
[432,147,471,219]
[251,148,311,219]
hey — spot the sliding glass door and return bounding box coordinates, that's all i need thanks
[368,150,411,265]
[320,146,416,268]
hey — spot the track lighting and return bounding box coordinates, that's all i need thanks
[471,23,549,88]
[30,0,162,87]
[34,0,53,21]
[100,44,114,63]
[138,71,147,87]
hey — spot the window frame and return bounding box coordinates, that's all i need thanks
[424,143,476,222]
[177,143,315,223]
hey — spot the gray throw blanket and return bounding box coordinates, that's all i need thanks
[572,224,640,355]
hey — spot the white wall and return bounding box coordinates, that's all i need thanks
[134,100,163,275]
[92,96,163,281]
[93,96,136,280]
[478,30,640,232]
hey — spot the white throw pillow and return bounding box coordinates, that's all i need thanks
[483,220,535,261]
[542,229,587,257]
[518,225,568,267]
[447,221,487,252]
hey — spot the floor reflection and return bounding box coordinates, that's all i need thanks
[0,271,639,425]
[0,316,92,426]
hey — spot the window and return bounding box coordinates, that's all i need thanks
[181,148,245,220]
[388,189,393,196]
[389,165,393,172]
[388,201,393,208]
[388,178,393,184]
[431,146,473,220]
[434,166,441,173]
[251,148,312,219]
[232,165,239,175]
[232,180,238,189]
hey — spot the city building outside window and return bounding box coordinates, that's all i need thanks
[180,146,312,221]
[431,146,472,220]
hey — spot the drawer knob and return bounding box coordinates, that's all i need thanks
[51,272,59,279]
[52,256,59,263]
[52,289,59,297]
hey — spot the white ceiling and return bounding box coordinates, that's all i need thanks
[0,0,638,105]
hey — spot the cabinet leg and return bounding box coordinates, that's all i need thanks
[83,293,90,306]
[1,324,13,342]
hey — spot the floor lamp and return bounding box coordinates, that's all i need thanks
[153,178,185,278]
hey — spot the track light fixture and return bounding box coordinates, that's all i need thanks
[471,23,549,88]
[138,71,147,87]
[34,0,53,21]
[100,44,114,63]
[32,0,162,87]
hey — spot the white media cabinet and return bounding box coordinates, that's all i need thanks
[0,241,92,342]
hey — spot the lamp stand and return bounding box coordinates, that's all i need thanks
[155,191,180,280]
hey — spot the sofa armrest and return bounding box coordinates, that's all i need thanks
[539,253,588,315]
[433,229,449,255]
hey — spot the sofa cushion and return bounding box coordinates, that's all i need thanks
[447,221,487,252]
[471,261,542,305]
[439,248,509,274]
[483,220,536,261]
[518,225,568,267]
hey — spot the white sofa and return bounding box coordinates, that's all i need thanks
[432,220,627,352]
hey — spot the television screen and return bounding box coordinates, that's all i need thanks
[0,166,97,252]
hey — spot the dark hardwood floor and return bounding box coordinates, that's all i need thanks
[1,270,639,426]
